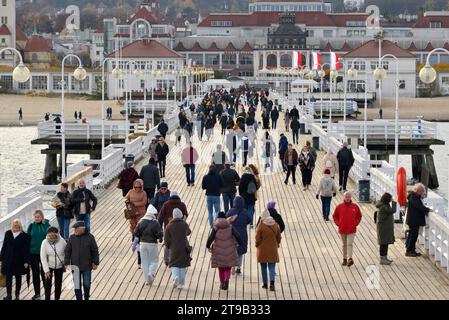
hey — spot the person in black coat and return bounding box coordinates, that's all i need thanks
[54,182,73,240]
[155,137,169,178]
[157,120,169,139]
[270,107,279,130]
[405,184,431,257]
[71,179,97,231]
[336,142,355,192]
[266,201,285,233]
[238,167,259,227]
[289,106,299,119]
[178,110,188,129]
[0,219,30,300]
[202,165,224,227]
[290,117,300,144]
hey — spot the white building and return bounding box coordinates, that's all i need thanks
[248,0,332,13]
[105,38,184,100]
[343,40,417,98]
[0,0,16,65]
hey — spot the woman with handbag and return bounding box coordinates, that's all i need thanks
[40,226,66,300]
[206,211,242,291]
[255,210,282,292]
[125,179,148,268]
[0,219,30,300]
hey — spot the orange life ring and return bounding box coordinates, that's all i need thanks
[397,167,407,206]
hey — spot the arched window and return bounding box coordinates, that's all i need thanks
[280,54,292,68]
[266,54,277,69]
[131,20,151,41]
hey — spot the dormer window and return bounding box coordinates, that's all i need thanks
[430,21,442,28]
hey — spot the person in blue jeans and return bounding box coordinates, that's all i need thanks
[220,163,240,214]
[54,182,72,240]
[71,179,97,231]
[202,165,224,227]
[316,169,337,221]
[64,221,99,301]
[239,166,260,227]
[181,143,199,187]
[256,210,282,291]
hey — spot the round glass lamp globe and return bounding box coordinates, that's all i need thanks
[347,68,358,79]
[330,70,339,79]
[419,64,437,84]
[373,67,387,81]
[318,69,326,78]
[73,67,87,81]
[111,68,121,78]
[12,64,31,83]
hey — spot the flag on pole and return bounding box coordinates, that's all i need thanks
[330,52,341,70]
[312,52,322,70]
[292,51,302,69]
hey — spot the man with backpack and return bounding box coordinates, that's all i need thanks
[239,166,259,228]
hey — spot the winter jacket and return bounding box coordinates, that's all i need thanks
[284,149,299,166]
[239,173,258,206]
[316,174,337,198]
[158,196,188,229]
[279,136,289,156]
[271,109,279,121]
[376,201,397,245]
[406,192,430,227]
[202,167,224,196]
[206,218,242,268]
[164,219,192,268]
[267,208,285,233]
[226,196,250,255]
[337,147,355,167]
[181,147,199,166]
[0,231,30,276]
[157,122,169,135]
[134,218,163,244]
[27,219,51,255]
[72,187,97,216]
[220,168,240,195]
[64,230,99,272]
[125,180,147,233]
[148,142,158,161]
[299,151,315,171]
[118,168,140,191]
[290,120,300,132]
[153,190,170,212]
[40,236,67,272]
[255,218,282,263]
[155,143,169,161]
[139,163,160,189]
[212,151,228,173]
[55,191,73,219]
[332,200,362,234]
[289,108,299,119]
[323,152,339,178]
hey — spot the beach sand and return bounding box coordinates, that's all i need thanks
[1,94,449,126]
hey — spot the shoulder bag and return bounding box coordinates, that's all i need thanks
[124,203,138,220]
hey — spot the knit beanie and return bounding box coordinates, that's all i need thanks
[170,190,179,198]
[267,201,276,210]
[173,208,183,220]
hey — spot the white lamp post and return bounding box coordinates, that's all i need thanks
[0,47,31,83]
[314,63,330,126]
[124,60,142,143]
[61,54,87,180]
[347,58,368,148]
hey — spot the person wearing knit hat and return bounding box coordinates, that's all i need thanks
[134,205,163,286]
[153,182,170,212]
[316,168,337,221]
[40,225,67,300]
[323,148,338,179]
[164,206,192,290]
[256,207,282,292]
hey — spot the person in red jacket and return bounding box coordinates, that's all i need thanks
[332,192,362,267]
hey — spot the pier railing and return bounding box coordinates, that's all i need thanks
[37,120,129,140]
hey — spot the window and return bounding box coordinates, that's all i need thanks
[32,53,38,62]
[308,30,314,37]
[370,61,389,70]
[430,21,442,28]
[32,76,48,90]
[239,54,253,65]
[210,21,232,27]
[442,76,449,85]
[71,75,89,91]
[347,30,353,37]
[1,38,5,44]
[347,21,365,27]
[375,80,380,89]
[205,54,219,65]
[2,0,6,6]
[223,53,236,65]
[323,30,333,38]
[352,60,366,71]
[348,80,366,92]
[52,75,68,90]
[18,79,30,90]
[399,80,405,90]
[141,79,145,89]
[0,75,12,89]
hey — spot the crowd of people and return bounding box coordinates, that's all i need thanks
[1,87,433,300]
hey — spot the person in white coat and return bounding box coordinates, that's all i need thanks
[261,131,276,173]
[40,226,67,300]
[323,148,338,179]
[133,205,163,286]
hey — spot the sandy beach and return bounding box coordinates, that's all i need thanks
[1,94,449,126]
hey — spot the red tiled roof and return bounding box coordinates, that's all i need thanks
[423,42,434,52]
[414,15,449,28]
[173,42,186,51]
[240,42,253,53]
[224,42,237,52]
[198,12,369,28]
[16,26,27,41]
[107,39,182,58]
[407,42,418,51]
[207,42,220,52]
[0,24,11,36]
[344,40,415,59]
[322,42,334,52]
[24,35,52,52]
[190,41,204,52]
[339,42,352,52]
[128,7,158,25]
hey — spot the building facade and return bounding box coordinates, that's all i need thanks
[0,0,16,65]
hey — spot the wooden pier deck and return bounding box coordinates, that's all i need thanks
[5,124,449,300]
